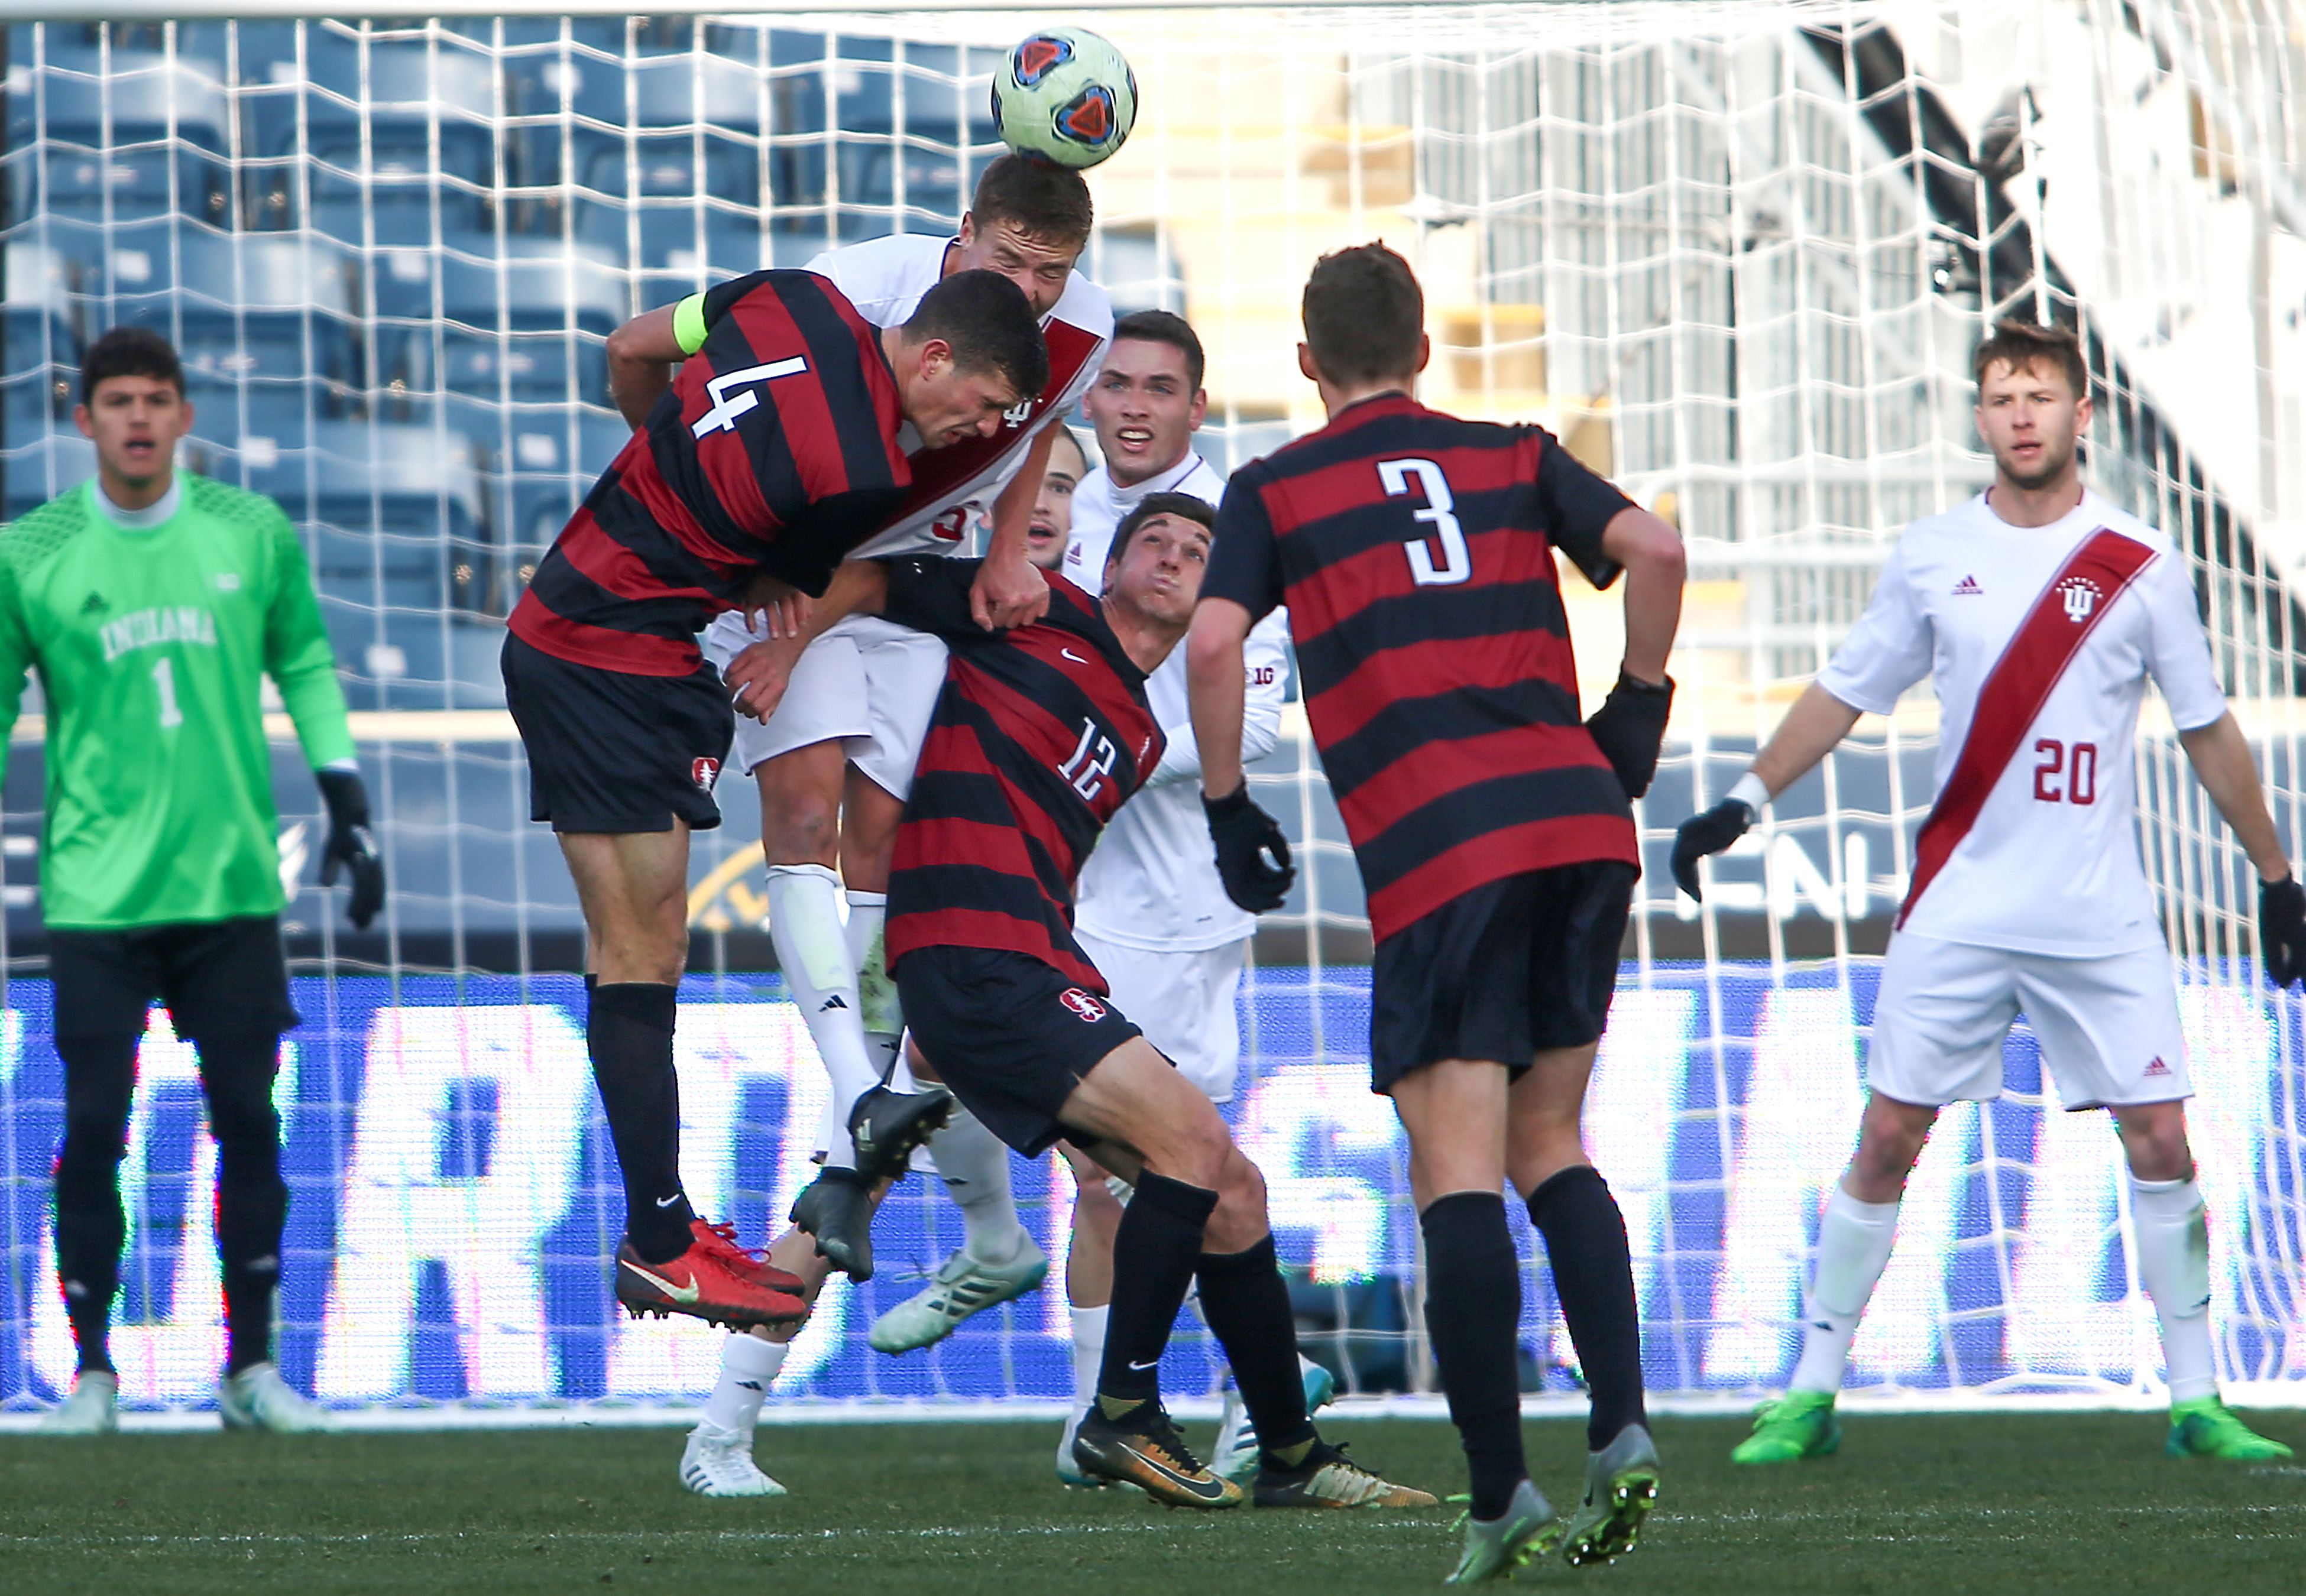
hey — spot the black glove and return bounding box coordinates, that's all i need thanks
[2260,874,2306,987]
[1585,670,1676,799]
[1670,798,1756,902]
[1203,784,1295,914]
[316,768,386,931]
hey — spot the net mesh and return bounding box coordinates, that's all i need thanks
[3,1,2305,1417]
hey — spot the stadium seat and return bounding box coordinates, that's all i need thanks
[127,231,359,429]
[285,38,501,247]
[2,244,83,430]
[7,52,231,227]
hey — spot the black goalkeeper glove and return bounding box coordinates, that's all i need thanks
[1585,670,1676,799]
[316,768,386,932]
[2259,874,2306,988]
[1203,784,1295,914]
[1670,798,1756,902]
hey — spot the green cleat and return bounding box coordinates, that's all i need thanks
[2166,1398,2295,1461]
[1561,1423,1660,1566]
[1446,1479,1558,1584]
[1730,1390,1840,1465]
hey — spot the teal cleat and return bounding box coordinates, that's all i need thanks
[1730,1390,1840,1465]
[1446,1479,1559,1584]
[1560,1423,1660,1567]
[2166,1398,2295,1461]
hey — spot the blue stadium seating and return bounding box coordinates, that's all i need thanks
[4,53,231,226]
[2,245,80,430]
[124,231,359,433]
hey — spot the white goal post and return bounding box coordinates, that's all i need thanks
[2,1,2304,1423]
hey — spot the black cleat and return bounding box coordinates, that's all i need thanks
[846,1084,954,1183]
[791,1166,878,1280]
[1072,1402,1243,1509]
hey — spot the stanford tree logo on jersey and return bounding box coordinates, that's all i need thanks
[1058,988,1107,1022]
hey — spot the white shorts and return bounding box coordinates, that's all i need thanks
[1866,932,2191,1111]
[1074,930,1249,1104]
[698,611,948,800]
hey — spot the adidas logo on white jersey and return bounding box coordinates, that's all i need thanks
[1952,574,1983,595]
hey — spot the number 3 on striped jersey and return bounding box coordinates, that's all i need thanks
[1378,458,1471,586]
[1057,717,1118,801]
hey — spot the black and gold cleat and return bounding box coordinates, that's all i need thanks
[1072,1402,1244,1509]
[1252,1438,1437,1508]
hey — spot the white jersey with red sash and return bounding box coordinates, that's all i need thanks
[1818,489,2226,957]
[805,233,1112,558]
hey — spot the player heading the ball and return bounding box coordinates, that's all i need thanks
[1672,319,2302,1467]
[1186,243,1688,1579]
[8,327,385,1435]
[504,266,1048,1336]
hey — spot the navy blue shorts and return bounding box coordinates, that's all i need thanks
[47,914,299,1042]
[503,632,733,833]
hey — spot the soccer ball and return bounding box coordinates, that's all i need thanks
[990,28,1138,170]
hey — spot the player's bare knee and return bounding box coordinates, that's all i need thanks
[2114,1103,2192,1181]
[1204,1148,1270,1252]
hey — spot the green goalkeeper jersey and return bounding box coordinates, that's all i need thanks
[0,475,357,930]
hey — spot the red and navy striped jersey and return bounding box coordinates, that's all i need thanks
[883,558,1163,991]
[509,270,912,675]
[1200,393,1638,943]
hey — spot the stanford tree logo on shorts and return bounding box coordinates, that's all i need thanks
[691,757,721,791]
[1059,988,1106,1022]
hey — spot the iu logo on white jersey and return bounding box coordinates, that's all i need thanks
[2057,576,2102,622]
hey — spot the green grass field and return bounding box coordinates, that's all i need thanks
[4,1411,2303,1595]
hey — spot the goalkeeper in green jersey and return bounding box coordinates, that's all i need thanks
[5,328,386,1436]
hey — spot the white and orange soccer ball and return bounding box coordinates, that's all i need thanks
[990,27,1138,170]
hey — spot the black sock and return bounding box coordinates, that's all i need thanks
[1422,1191,1527,1520]
[196,1032,290,1376]
[587,982,694,1261]
[1528,1164,1648,1451]
[1097,1170,1217,1409]
[1196,1234,1314,1457]
[54,1033,138,1377]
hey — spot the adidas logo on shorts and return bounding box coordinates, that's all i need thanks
[2143,1056,2172,1077]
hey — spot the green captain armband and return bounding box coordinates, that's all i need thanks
[673,293,710,357]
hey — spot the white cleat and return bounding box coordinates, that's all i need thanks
[1056,1406,1113,1488]
[216,1363,335,1433]
[39,1371,119,1435]
[681,1422,789,1497]
[867,1236,1050,1355]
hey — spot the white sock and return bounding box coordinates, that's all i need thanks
[844,890,903,1079]
[2130,1175,2217,1403]
[1789,1183,1901,1394]
[929,1105,1028,1265]
[1069,1302,1108,1413]
[766,864,880,1169]
[699,1334,787,1437]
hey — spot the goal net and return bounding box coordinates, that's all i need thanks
[3,0,2304,1422]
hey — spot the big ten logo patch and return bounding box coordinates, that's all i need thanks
[1059,988,1107,1022]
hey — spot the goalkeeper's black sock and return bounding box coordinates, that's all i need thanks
[1196,1234,1315,1456]
[1528,1164,1649,1450]
[1421,1191,1527,1521]
[54,1032,138,1376]
[1096,1170,1216,1410]
[587,982,694,1263]
[195,1031,291,1376]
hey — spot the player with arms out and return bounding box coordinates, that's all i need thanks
[504,266,1048,1335]
[693,155,1114,1280]
[1187,245,1688,1579]
[1672,320,2301,1467]
[14,328,386,1434]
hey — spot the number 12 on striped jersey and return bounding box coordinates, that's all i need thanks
[1378,458,1471,586]
[1057,717,1118,800]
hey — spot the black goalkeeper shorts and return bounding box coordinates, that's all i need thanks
[47,914,299,1042]
[1369,861,1634,1092]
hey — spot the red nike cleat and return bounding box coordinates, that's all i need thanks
[690,1218,808,1297]
[616,1228,809,1329]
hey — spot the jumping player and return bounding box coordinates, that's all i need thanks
[505,267,1048,1334]
[697,157,1113,1278]
[13,328,384,1433]
[1672,319,2301,1466]
[1187,244,1687,1578]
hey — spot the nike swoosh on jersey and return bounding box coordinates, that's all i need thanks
[621,1262,703,1304]
[1062,648,1089,663]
